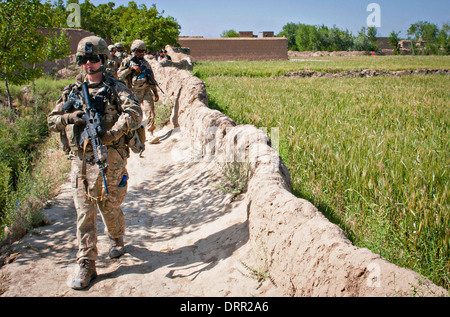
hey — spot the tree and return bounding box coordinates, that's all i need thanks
[277,23,297,50]
[408,21,439,42]
[388,31,402,54]
[436,23,449,54]
[220,30,240,38]
[108,2,180,52]
[280,22,354,52]
[367,26,379,51]
[0,0,70,111]
[407,21,448,55]
[353,27,376,52]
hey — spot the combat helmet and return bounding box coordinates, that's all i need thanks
[76,36,111,66]
[131,40,146,52]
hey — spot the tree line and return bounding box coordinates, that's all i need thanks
[51,0,181,52]
[0,0,181,110]
[277,21,449,54]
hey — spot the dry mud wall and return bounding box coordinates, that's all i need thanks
[150,59,447,297]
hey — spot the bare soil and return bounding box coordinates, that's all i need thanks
[0,127,281,297]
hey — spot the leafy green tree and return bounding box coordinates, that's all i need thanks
[407,21,439,42]
[277,23,297,50]
[295,24,314,51]
[109,1,180,52]
[388,31,402,54]
[367,26,379,51]
[220,29,240,38]
[353,27,376,51]
[407,21,449,55]
[436,23,449,54]
[0,0,70,111]
[281,22,354,52]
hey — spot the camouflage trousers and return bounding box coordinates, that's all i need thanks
[133,87,156,133]
[71,147,129,262]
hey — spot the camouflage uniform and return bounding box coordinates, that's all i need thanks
[118,40,159,136]
[48,75,142,263]
[105,45,120,78]
[114,42,128,65]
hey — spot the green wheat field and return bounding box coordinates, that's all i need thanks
[194,56,450,290]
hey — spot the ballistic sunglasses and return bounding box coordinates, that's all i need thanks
[77,55,102,66]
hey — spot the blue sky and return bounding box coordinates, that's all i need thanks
[87,0,449,38]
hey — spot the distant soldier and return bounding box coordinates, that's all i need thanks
[47,36,143,290]
[105,44,120,78]
[118,39,160,144]
[114,42,128,64]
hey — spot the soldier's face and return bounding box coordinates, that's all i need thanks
[83,59,102,74]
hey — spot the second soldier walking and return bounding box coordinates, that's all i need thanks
[118,40,160,144]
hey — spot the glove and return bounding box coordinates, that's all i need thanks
[62,110,84,126]
[100,129,123,145]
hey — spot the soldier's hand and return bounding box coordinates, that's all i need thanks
[100,129,123,145]
[62,110,84,126]
[132,65,141,73]
[154,93,159,103]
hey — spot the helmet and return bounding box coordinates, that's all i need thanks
[114,43,123,49]
[108,44,116,51]
[131,40,146,51]
[76,36,110,59]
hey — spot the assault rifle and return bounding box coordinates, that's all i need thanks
[79,82,109,196]
[130,56,165,94]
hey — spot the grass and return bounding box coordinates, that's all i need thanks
[193,55,450,78]
[0,76,73,243]
[195,56,450,290]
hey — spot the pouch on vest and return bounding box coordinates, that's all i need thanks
[65,123,83,153]
[128,125,146,155]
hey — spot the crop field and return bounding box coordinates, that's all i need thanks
[194,56,450,289]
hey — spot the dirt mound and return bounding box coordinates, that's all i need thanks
[284,68,449,78]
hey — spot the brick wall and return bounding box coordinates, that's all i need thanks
[177,37,288,61]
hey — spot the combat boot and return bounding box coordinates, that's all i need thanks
[69,259,97,290]
[108,236,125,259]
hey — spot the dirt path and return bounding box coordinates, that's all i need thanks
[0,127,281,297]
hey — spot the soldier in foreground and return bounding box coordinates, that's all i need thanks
[47,36,142,290]
[118,40,160,144]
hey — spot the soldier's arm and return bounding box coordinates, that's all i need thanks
[110,82,143,134]
[117,58,132,80]
[47,87,71,132]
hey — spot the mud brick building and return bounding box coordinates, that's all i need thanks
[177,37,288,61]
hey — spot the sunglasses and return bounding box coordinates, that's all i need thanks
[135,49,145,53]
[77,55,102,65]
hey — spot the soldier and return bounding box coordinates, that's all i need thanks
[105,44,120,78]
[47,36,142,290]
[114,42,128,64]
[118,39,160,144]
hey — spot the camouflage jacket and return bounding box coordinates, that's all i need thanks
[105,54,120,78]
[117,55,157,93]
[48,74,143,155]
